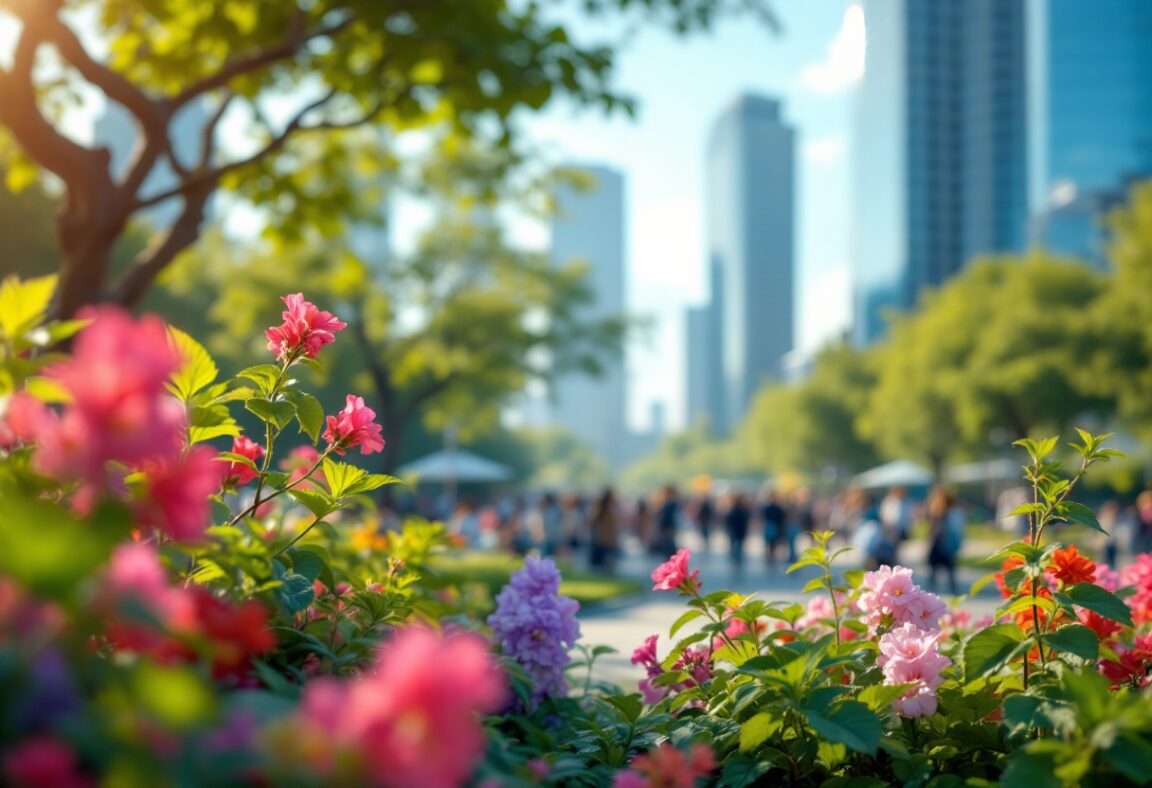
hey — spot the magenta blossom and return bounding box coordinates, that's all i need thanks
[651,548,701,594]
[322,395,385,456]
[134,445,221,541]
[223,435,264,486]
[265,293,347,362]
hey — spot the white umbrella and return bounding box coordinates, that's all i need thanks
[852,460,933,490]
[945,459,1022,485]
[398,449,513,483]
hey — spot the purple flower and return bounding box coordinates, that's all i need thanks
[488,557,581,701]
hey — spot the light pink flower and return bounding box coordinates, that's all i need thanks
[323,395,385,456]
[294,627,505,788]
[135,445,221,541]
[265,293,347,362]
[877,623,952,718]
[223,435,264,486]
[1095,563,1120,592]
[858,565,946,634]
[637,677,666,705]
[651,548,701,593]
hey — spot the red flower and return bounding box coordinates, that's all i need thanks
[614,743,716,788]
[191,589,276,679]
[135,445,222,541]
[265,293,347,362]
[995,555,1027,598]
[224,435,265,486]
[1049,545,1095,587]
[1100,634,1152,689]
[3,736,91,788]
[322,395,385,456]
[651,548,701,594]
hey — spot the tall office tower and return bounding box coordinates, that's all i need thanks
[852,0,1027,345]
[706,95,795,431]
[549,164,627,469]
[1028,0,1152,266]
[93,100,211,230]
[684,259,726,431]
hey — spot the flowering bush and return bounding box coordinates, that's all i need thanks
[2,273,1152,786]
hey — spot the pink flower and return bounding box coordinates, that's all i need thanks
[102,543,197,653]
[877,623,951,718]
[858,565,946,634]
[673,645,713,686]
[613,743,715,788]
[294,628,505,788]
[135,445,221,541]
[323,395,385,456]
[631,634,660,671]
[637,677,666,705]
[35,307,185,485]
[1095,563,1120,592]
[223,435,265,486]
[265,293,347,362]
[3,736,91,788]
[0,392,47,449]
[651,548,701,594]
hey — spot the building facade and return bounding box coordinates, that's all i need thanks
[852,0,1027,345]
[1028,0,1152,265]
[548,165,627,468]
[706,94,795,430]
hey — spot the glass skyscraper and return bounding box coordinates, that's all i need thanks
[549,164,627,468]
[852,0,1027,345]
[706,94,795,431]
[1028,0,1152,265]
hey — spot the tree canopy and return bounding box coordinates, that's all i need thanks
[0,0,774,317]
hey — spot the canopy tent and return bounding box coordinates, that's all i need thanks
[397,449,513,483]
[851,460,933,490]
[945,459,1021,485]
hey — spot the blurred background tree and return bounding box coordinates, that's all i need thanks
[0,0,774,318]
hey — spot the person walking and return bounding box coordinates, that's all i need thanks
[724,492,752,575]
[696,494,716,554]
[926,487,964,595]
[589,488,621,573]
[653,485,680,557]
[760,489,788,571]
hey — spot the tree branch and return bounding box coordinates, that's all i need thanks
[134,90,389,210]
[111,185,214,306]
[197,91,236,168]
[0,11,101,190]
[171,13,355,109]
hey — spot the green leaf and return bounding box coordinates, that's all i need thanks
[1057,501,1105,533]
[669,608,704,638]
[322,458,367,498]
[343,473,403,495]
[740,712,781,751]
[166,327,218,402]
[1105,732,1152,783]
[288,488,338,518]
[856,683,914,712]
[276,572,315,614]
[804,700,881,755]
[1062,583,1133,627]
[964,623,1025,680]
[237,364,282,395]
[245,398,296,429]
[293,545,336,591]
[189,423,241,443]
[1000,594,1056,618]
[0,275,56,339]
[1041,624,1098,661]
[283,389,324,444]
[1006,502,1045,518]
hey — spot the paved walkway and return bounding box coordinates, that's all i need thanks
[576,530,1002,685]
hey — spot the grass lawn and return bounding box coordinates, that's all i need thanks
[428,551,643,607]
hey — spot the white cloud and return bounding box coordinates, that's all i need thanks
[803,135,845,166]
[799,4,865,95]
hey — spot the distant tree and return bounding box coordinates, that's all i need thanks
[863,255,1114,477]
[620,421,756,495]
[1102,181,1152,441]
[0,0,773,319]
[744,341,879,480]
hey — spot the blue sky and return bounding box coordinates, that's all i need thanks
[516,1,862,431]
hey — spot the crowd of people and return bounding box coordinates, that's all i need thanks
[430,482,1152,591]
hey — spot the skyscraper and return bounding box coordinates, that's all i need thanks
[1028,0,1152,265]
[684,258,725,431]
[852,0,1027,345]
[548,164,627,468]
[706,94,795,430]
